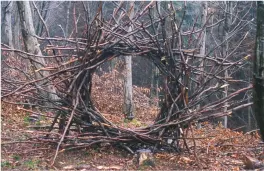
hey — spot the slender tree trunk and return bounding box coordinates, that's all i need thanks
[197,1,207,129]
[151,63,160,107]
[34,2,50,36]
[222,1,232,128]
[124,55,134,119]
[65,1,71,38]
[150,2,161,107]
[151,63,155,103]
[3,1,14,55]
[39,2,50,36]
[253,1,264,141]
[247,91,251,131]
[155,2,161,107]
[124,1,135,120]
[34,2,43,36]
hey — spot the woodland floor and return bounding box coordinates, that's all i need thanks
[2,71,264,170]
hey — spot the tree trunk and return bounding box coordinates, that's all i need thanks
[65,1,71,38]
[150,63,160,107]
[16,1,58,101]
[222,1,232,128]
[34,2,43,36]
[3,1,14,54]
[17,1,42,56]
[124,1,135,120]
[154,2,161,107]
[197,1,207,129]
[34,2,50,36]
[39,2,50,36]
[13,3,21,50]
[253,1,264,141]
[247,91,252,131]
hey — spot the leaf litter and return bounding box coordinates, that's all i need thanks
[1,70,264,170]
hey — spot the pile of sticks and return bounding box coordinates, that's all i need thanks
[1,1,251,163]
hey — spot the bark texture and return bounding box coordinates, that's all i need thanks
[17,1,58,101]
[124,1,135,119]
[253,1,264,141]
[3,1,13,49]
[196,1,207,129]
[222,1,232,128]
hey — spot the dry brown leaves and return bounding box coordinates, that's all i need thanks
[159,122,264,170]
[2,100,264,170]
[92,69,159,126]
[91,70,264,170]
[2,69,264,170]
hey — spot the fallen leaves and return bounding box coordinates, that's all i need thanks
[1,69,264,170]
[92,70,159,126]
[149,122,263,170]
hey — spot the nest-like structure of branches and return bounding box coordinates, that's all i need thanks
[2,1,252,162]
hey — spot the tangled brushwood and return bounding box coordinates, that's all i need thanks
[1,2,252,164]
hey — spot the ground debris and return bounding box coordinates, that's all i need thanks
[137,149,155,167]
[63,164,91,170]
[96,165,122,170]
[1,100,264,170]
[243,155,264,169]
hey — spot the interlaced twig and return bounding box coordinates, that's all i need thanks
[1,1,252,165]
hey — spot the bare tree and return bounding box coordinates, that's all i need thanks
[221,1,232,128]
[34,2,51,36]
[206,2,253,128]
[123,1,135,120]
